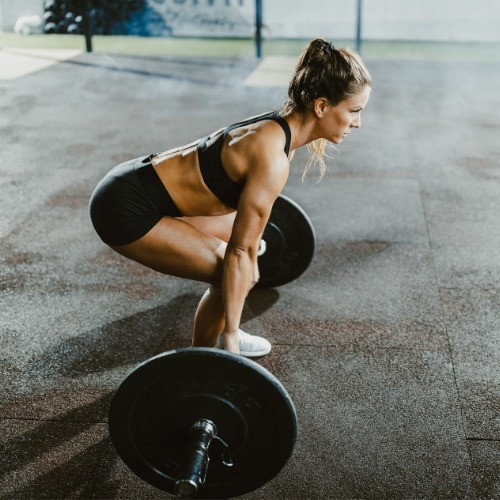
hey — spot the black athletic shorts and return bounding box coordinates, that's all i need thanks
[89,154,182,246]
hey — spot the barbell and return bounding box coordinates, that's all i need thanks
[109,348,297,498]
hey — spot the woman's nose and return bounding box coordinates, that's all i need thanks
[351,115,361,128]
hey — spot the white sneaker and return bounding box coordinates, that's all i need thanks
[217,329,272,358]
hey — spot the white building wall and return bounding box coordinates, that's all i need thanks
[265,0,500,42]
[0,0,43,31]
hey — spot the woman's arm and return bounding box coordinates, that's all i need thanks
[221,150,289,353]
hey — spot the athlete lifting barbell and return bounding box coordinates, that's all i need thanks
[89,38,371,358]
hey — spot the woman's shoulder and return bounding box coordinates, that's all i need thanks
[226,121,287,165]
[230,111,288,148]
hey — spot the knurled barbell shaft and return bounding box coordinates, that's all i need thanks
[174,419,217,498]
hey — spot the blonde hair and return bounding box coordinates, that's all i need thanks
[281,38,372,179]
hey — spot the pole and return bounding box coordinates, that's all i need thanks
[84,0,93,53]
[255,0,263,58]
[356,0,362,54]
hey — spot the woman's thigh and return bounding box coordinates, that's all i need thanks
[111,216,228,286]
[178,212,236,243]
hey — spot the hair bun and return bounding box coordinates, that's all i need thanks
[299,38,335,69]
[314,38,336,57]
[322,39,336,53]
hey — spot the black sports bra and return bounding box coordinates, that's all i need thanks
[197,111,291,209]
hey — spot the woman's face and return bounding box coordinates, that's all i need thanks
[317,85,371,144]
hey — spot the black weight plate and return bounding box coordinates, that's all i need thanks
[257,194,315,288]
[109,348,297,499]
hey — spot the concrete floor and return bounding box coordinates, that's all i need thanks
[0,49,499,499]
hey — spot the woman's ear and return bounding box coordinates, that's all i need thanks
[313,98,329,118]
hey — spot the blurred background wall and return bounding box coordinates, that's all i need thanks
[1,0,499,43]
[1,0,44,31]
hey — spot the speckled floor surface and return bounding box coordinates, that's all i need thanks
[1,51,499,499]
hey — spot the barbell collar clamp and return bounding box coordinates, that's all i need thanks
[174,419,217,498]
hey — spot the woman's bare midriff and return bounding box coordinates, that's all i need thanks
[151,144,235,218]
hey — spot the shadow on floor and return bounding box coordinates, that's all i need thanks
[29,289,281,380]
[0,393,123,500]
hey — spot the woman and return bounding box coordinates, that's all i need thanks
[89,38,372,357]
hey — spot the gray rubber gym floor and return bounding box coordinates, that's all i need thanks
[1,48,499,499]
